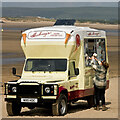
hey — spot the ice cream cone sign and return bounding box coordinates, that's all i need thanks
[75,34,80,51]
[65,33,70,44]
[22,33,26,44]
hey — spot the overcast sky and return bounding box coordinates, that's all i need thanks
[2,1,119,8]
[1,0,119,2]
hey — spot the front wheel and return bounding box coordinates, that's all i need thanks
[6,102,21,116]
[52,94,67,116]
[28,106,35,110]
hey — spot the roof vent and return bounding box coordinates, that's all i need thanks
[54,19,76,26]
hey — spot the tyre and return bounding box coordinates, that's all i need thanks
[87,95,95,107]
[28,106,35,110]
[44,103,52,109]
[6,102,21,116]
[52,94,67,116]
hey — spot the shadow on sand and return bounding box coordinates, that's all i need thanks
[19,101,111,116]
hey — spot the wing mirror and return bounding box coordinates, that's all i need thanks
[12,67,16,75]
[12,67,21,78]
[68,70,70,76]
[68,68,79,76]
[75,68,79,75]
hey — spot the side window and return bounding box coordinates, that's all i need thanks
[96,39,106,61]
[84,39,96,58]
[84,39,106,67]
[84,39,96,66]
[25,60,33,70]
[69,61,75,76]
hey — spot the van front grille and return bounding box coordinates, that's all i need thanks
[18,85,40,95]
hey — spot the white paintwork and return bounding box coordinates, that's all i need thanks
[6,25,108,100]
[28,30,66,39]
[6,95,16,98]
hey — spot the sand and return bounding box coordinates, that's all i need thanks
[3,21,118,29]
[1,21,119,118]
[1,77,118,118]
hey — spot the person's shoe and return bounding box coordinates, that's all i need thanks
[102,105,108,111]
[94,106,99,111]
[94,107,97,110]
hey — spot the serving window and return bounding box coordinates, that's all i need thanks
[84,38,106,66]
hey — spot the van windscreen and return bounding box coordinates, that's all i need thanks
[24,59,67,72]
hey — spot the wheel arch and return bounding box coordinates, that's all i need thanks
[57,86,68,100]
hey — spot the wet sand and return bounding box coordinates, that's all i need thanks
[1,21,119,118]
[3,21,118,29]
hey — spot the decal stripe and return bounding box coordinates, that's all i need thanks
[68,88,94,101]
[57,80,109,101]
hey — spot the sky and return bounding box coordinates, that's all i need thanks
[1,2,119,8]
[1,0,119,2]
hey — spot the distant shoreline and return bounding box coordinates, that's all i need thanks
[2,17,118,30]
[2,17,118,25]
[2,6,117,24]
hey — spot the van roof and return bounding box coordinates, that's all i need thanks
[21,25,106,58]
[23,25,101,34]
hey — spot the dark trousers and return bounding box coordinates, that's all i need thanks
[94,85,105,106]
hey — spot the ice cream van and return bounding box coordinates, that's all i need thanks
[4,20,109,116]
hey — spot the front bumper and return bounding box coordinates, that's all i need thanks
[4,83,58,105]
[5,97,56,103]
[5,99,55,108]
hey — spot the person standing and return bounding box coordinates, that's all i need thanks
[91,55,109,111]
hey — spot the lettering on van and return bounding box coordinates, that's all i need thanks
[70,83,78,89]
[87,31,100,37]
[28,31,66,39]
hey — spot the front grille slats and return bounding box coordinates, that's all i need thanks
[18,85,40,95]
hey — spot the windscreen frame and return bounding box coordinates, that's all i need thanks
[24,59,67,72]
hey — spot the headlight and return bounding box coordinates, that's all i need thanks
[45,87,50,93]
[12,87,17,92]
[7,84,17,94]
[43,84,58,96]
[5,84,8,94]
[54,85,58,95]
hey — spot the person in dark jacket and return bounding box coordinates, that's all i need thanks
[91,55,109,111]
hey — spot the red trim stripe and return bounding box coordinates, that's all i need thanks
[68,88,94,101]
[57,80,109,101]
[68,80,109,101]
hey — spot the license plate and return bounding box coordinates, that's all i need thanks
[21,98,38,103]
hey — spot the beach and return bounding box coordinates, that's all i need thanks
[1,21,118,118]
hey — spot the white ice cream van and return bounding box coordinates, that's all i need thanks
[4,20,109,116]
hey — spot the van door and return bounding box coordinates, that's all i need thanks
[84,38,106,89]
[68,60,79,99]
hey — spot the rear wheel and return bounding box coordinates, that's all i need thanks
[87,95,95,107]
[52,94,67,116]
[6,102,21,116]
